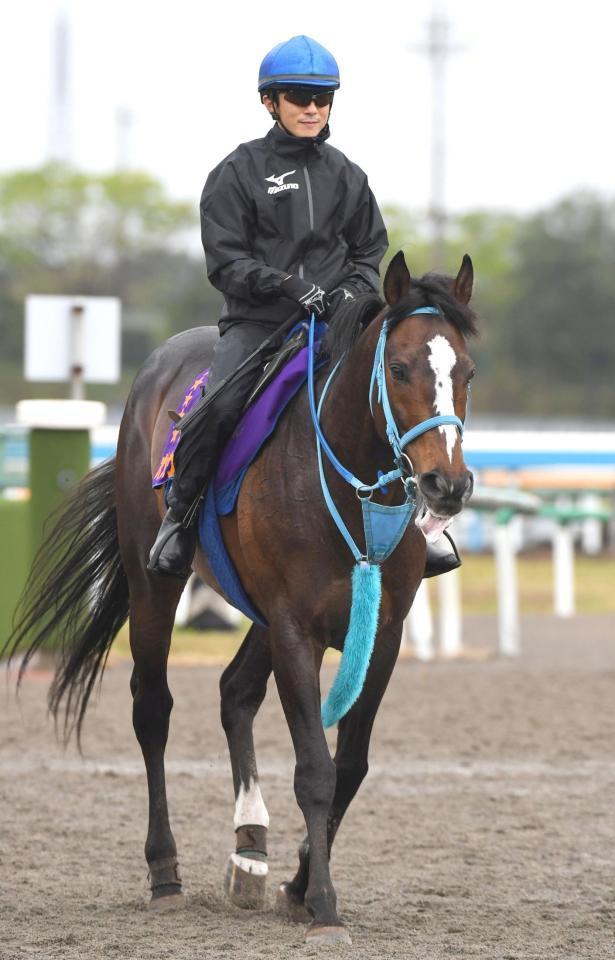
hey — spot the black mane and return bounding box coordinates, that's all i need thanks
[322,293,384,365]
[323,272,478,367]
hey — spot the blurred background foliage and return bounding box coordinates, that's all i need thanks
[1,163,614,417]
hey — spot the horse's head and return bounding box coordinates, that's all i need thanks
[378,251,478,541]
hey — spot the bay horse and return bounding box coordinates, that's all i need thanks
[5,251,477,945]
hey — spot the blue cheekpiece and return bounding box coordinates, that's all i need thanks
[258,35,340,91]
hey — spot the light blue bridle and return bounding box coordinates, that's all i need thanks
[307,307,464,564]
[310,305,465,727]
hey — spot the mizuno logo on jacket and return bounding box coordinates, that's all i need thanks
[264,169,299,194]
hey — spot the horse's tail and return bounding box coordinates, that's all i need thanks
[2,457,129,742]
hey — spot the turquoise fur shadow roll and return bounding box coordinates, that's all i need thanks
[321,563,382,728]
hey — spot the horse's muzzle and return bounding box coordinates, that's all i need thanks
[417,468,474,517]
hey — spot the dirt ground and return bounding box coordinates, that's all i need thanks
[1,614,614,960]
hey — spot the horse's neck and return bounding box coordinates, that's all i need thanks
[319,328,391,487]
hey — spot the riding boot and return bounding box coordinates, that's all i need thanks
[423,530,461,578]
[147,507,198,579]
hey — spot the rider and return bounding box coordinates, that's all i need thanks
[148,35,459,581]
[148,34,388,577]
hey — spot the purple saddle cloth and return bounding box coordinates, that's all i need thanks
[152,341,321,512]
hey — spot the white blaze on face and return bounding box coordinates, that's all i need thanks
[233,776,269,830]
[427,334,458,462]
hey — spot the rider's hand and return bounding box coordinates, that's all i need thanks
[280,275,328,317]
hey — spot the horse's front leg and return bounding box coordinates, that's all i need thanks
[278,622,402,920]
[271,616,350,944]
[220,624,272,909]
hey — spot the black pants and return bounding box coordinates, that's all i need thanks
[167,322,278,516]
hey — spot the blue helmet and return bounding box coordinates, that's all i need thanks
[258,35,340,93]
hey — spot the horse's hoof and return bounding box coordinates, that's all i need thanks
[147,891,185,911]
[305,924,352,945]
[275,882,311,924]
[224,853,268,909]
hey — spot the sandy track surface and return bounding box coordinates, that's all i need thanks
[1,614,614,959]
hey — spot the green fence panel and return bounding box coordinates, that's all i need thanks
[0,499,30,646]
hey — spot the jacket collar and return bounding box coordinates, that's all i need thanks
[266,122,330,157]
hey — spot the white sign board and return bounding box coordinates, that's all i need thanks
[25,295,121,383]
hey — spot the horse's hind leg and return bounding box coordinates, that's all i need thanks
[129,572,186,908]
[278,622,402,922]
[220,624,272,909]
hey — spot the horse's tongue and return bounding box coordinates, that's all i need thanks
[416,509,452,544]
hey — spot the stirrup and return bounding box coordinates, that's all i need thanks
[423,530,461,579]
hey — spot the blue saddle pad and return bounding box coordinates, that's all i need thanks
[199,483,267,626]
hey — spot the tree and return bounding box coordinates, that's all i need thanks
[502,193,615,415]
[0,165,220,396]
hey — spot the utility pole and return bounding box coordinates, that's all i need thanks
[49,10,72,164]
[115,107,134,170]
[411,3,461,271]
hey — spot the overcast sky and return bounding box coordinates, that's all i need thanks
[2,0,614,219]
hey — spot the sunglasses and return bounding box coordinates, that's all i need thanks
[279,89,335,108]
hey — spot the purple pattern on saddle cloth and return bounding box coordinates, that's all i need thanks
[152,369,210,487]
[214,344,313,492]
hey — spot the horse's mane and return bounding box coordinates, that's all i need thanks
[322,293,384,365]
[323,272,478,367]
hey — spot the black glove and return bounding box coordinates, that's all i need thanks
[326,286,355,320]
[280,274,328,317]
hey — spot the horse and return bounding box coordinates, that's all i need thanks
[4,250,478,945]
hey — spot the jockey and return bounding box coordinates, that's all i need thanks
[148,35,459,581]
[148,34,388,577]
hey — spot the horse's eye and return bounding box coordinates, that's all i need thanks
[390,363,408,382]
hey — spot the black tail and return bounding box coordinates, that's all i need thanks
[2,457,129,742]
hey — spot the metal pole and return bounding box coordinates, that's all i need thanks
[406,580,435,660]
[69,303,85,400]
[494,513,520,657]
[427,5,448,271]
[553,523,575,617]
[438,567,462,657]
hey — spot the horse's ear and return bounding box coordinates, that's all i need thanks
[453,254,474,305]
[383,251,412,306]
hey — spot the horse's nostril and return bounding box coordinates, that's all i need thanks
[419,470,473,504]
[419,470,451,500]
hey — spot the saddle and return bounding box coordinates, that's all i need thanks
[243,323,308,410]
[153,322,325,489]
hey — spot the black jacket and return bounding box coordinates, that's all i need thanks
[201,123,388,332]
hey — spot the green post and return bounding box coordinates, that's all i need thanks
[14,400,106,653]
[0,499,30,643]
[29,427,91,561]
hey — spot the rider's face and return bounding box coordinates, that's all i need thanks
[263,92,330,137]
